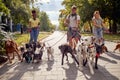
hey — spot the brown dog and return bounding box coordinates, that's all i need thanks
[5,40,21,63]
[102,44,108,53]
[113,43,120,52]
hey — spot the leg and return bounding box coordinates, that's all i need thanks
[61,53,65,65]
[29,29,34,43]
[11,52,15,60]
[95,55,98,69]
[48,53,50,60]
[34,28,39,42]
[7,53,12,63]
[15,50,22,61]
[65,53,68,61]
[70,52,79,65]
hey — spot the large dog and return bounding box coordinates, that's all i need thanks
[5,40,22,63]
[59,43,79,65]
[76,36,96,74]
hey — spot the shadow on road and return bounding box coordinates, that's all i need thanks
[7,62,41,80]
[99,56,117,64]
[62,62,78,80]
[82,64,119,80]
[46,59,54,71]
[106,51,120,60]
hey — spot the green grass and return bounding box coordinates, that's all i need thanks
[14,32,51,46]
[104,34,120,42]
[82,33,120,42]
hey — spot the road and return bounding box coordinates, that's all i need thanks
[0,31,120,80]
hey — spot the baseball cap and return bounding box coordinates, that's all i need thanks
[71,5,77,9]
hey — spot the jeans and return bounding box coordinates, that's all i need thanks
[93,27,103,39]
[29,27,39,43]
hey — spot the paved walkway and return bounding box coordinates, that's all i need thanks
[0,31,120,80]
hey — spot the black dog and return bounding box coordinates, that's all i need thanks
[59,44,79,65]
[32,42,44,63]
[20,46,33,63]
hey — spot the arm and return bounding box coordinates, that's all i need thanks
[64,15,69,27]
[92,19,100,28]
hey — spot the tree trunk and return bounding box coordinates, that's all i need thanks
[109,19,112,33]
[112,20,117,34]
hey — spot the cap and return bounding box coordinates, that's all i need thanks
[71,5,77,9]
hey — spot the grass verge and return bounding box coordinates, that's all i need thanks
[14,32,51,46]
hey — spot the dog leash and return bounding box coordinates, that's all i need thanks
[46,33,66,47]
[42,32,64,42]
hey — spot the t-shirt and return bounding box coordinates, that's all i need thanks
[29,18,40,28]
[92,17,103,28]
[66,14,80,28]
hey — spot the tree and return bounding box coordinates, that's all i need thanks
[39,11,55,31]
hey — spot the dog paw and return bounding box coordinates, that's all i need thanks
[95,66,98,69]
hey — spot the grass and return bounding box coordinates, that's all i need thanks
[14,31,120,46]
[82,33,120,42]
[104,34,120,42]
[14,32,51,46]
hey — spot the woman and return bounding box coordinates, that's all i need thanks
[92,11,105,69]
[29,10,40,43]
[92,11,105,39]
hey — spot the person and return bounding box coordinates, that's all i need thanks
[92,10,106,69]
[29,10,40,43]
[64,5,81,49]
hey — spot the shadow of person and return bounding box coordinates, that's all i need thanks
[106,51,120,60]
[82,63,119,80]
[99,56,117,64]
[0,61,18,76]
[62,62,78,80]
[7,61,41,80]
[46,59,54,71]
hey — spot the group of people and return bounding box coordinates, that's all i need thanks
[28,5,106,61]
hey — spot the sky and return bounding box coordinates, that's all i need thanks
[34,0,64,26]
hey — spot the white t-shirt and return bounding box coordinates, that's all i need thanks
[66,14,80,28]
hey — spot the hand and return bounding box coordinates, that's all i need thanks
[28,28,31,32]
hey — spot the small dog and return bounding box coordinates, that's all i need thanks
[113,43,120,52]
[102,44,108,53]
[46,46,54,60]
[59,44,79,65]
[20,43,33,63]
[32,42,45,63]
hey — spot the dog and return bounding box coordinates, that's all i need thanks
[5,40,22,63]
[32,42,45,63]
[20,43,33,63]
[102,44,108,53]
[46,46,54,60]
[59,43,79,65]
[76,36,96,74]
[113,43,120,52]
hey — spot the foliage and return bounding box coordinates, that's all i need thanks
[59,0,120,33]
[0,0,10,15]
[39,11,55,31]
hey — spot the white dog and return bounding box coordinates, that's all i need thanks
[76,36,96,75]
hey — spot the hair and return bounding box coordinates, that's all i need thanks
[93,10,100,16]
[93,10,102,19]
[32,10,36,13]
